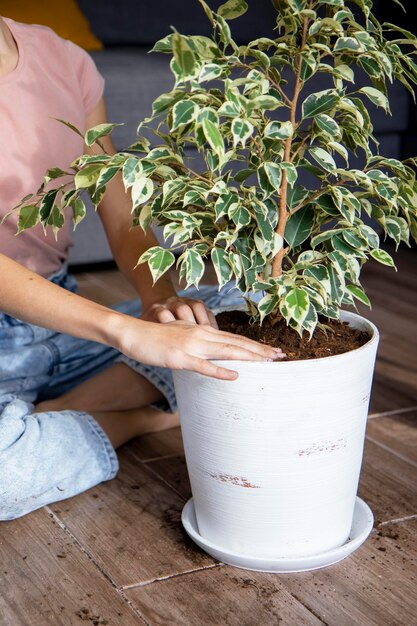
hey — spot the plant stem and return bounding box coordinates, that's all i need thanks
[271,16,309,278]
[235,61,292,106]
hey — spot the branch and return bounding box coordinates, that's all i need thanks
[272,16,309,278]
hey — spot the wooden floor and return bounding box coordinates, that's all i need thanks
[1,247,416,626]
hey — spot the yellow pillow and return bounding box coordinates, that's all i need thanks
[1,0,103,50]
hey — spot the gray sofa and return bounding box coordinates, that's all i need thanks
[69,0,415,266]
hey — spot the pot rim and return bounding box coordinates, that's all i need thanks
[211,308,379,367]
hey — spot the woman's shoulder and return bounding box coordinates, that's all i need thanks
[5,18,63,44]
[5,18,81,61]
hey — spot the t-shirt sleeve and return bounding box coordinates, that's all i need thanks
[64,40,105,115]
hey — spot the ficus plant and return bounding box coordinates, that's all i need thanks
[11,0,417,336]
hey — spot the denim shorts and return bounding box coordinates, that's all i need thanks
[0,266,243,520]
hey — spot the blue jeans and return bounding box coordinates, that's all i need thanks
[0,267,243,520]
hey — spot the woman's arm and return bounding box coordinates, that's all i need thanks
[0,254,283,379]
[85,99,218,327]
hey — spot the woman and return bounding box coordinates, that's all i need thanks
[0,16,283,520]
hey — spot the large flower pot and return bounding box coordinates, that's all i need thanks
[173,311,379,566]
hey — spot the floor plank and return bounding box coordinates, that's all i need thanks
[0,509,142,626]
[49,448,214,588]
[368,376,417,415]
[125,566,324,626]
[128,427,185,462]
[279,518,417,626]
[366,410,417,464]
[359,438,417,524]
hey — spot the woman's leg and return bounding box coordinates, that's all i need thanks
[34,363,179,449]
[0,396,119,520]
[34,283,244,448]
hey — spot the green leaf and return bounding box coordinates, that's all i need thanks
[202,118,224,155]
[315,114,341,137]
[231,118,254,147]
[309,147,336,172]
[229,204,251,229]
[137,246,176,283]
[45,167,67,182]
[96,165,120,190]
[74,164,102,190]
[302,90,339,119]
[39,190,59,223]
[360,57,383,81]
[359,86,390,112]
[249,95,281,111]
[85,123,122,147]
[172,33,197,77]
[258,293,280,323]
[197,0,215,23]
[171,100,199,131]
[370,248,396,268]
[328,250,348,276]
[332,64,355,82]
[184,248,206,288]
[254,212,275,244]
[127,137,151,153]
[71,197,86,229]
[346,284,371,307]
[263,162,282,194]
[152,92,183,116]
[282,287,310,325]
[218,0,248,20]
[123,157,142,190]
[136,204,153,232]
[17,205,39,233]
[218,100,240,117]
[47,206,65,233]
[285,205,314,247]
[264,120,293,140]
[131,177,154,209]
[199,63,223,82]
[211,248,233,288]
[215,192,238,221]
[334,37,362,52]
[217,16,231,45]
[151,34,173,53]
[280,162,298,187]
[328,264,345,303]
[163,180,186,206]
[304,265,331,295]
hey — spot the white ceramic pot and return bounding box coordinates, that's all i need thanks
[173,311,379,559]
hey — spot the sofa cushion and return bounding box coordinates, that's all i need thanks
[1,0,102,50]
[78,0,277,46]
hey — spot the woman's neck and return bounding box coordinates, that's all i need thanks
[0,17,19,76]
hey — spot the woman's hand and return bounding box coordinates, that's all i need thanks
[141,296,218,328]
[0,254,284,382]
[115,316,285,380]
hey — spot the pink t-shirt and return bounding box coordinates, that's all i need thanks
[0,18,105,276]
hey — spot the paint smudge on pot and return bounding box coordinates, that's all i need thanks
[209,472,260,488]
[298,438,347,457]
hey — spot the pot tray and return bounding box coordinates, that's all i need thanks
[181,497,374,573]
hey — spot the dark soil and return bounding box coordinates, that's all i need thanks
[216,310,370,361]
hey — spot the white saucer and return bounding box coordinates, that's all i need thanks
[181,497,374,573]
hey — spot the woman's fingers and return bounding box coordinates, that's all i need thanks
[197,340,280,362]
[187,300,216,327]
[152,307,176,324]
[183,355,239,380]
[143,297,219,328]
[199,327,285,359]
